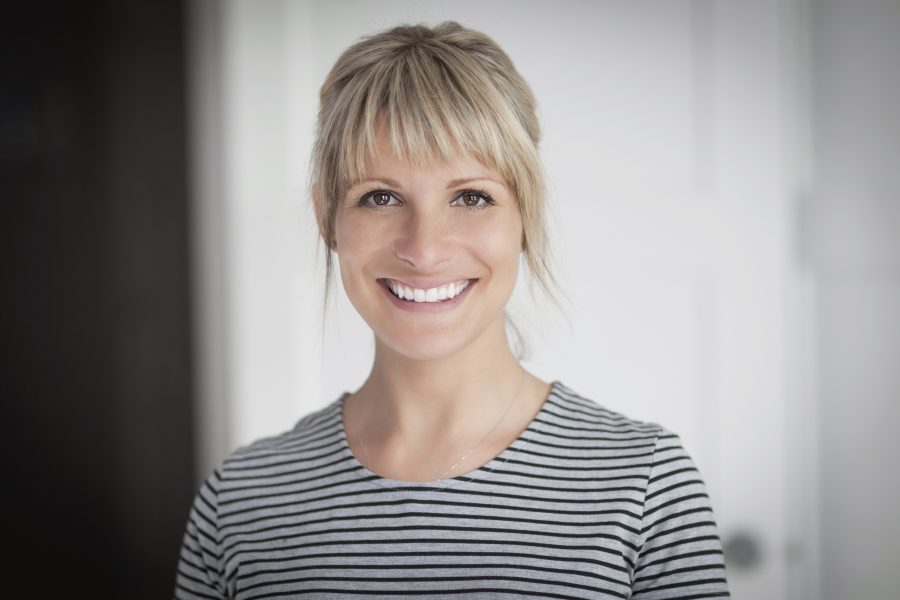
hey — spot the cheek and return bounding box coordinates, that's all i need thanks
[334,211,384,264]
[334,213,379,298]
[467,215,523,266]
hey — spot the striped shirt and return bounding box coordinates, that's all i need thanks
[175,381,729,599]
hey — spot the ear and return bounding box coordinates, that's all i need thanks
[311,188,325,238]
[312,188,336,249]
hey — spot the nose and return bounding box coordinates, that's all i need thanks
[392,209,452,271]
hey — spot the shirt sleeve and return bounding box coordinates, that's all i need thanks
[631,429,730,599]
[174,469,228,600]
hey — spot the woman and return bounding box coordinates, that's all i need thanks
[176,22,729,599]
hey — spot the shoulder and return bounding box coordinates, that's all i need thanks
[217,395,347,478]
[541,382,699,474]
[544,381,666,439]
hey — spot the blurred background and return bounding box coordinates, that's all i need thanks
[3,0,898,598]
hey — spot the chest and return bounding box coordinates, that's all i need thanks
[219,488,643,599]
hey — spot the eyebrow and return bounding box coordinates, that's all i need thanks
[446,176,503,188]
[356,176,503,189]
[358,177,402,187]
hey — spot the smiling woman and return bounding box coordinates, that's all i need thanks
[175,21,730,600]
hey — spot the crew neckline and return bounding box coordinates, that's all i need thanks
[336,380,561,491]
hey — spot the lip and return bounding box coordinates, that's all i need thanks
[378,278,477,313]
[382,277,472,290]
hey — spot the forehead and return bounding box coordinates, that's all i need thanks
[356,143,506,190]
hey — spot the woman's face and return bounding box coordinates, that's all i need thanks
[333,143,523,362]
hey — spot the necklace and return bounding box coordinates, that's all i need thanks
[355,371,526,482]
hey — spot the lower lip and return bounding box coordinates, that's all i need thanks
[379,279,477,313]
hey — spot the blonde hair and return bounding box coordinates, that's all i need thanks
[311,21,559,310]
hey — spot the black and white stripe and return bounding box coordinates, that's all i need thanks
[175,381,729,599]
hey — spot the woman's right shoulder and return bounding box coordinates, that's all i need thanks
[216,394,348,477]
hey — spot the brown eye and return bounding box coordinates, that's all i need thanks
[359,190,399,208]
[453,191,492,209]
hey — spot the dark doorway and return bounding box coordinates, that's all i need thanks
[2,1,196,596]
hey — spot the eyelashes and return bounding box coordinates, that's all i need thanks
[453,190,496,210]
[355,189,496,211]
[356,190,400,208]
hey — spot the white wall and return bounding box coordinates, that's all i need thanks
[186,1,900,597]
[809,1,900,598]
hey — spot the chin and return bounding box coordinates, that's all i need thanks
[377,328,473,362]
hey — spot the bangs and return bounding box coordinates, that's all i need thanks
[326,43,538,199]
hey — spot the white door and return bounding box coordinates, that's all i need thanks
[190,1,811,598]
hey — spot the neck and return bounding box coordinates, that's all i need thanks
[352,316,525,445]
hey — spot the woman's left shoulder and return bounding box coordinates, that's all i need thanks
[545,380,668,438]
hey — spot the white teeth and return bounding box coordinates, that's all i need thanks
[386,279,471,303]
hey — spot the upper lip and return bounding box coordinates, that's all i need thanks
[381,277,475,289]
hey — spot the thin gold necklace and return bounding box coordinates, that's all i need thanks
[355,371,526,482]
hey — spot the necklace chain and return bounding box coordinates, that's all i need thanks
[355,371,526,482]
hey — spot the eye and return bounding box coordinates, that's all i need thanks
[358,190,401,208]
[452,190,494,210]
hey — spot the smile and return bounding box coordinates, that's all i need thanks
[383,278,471,303]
